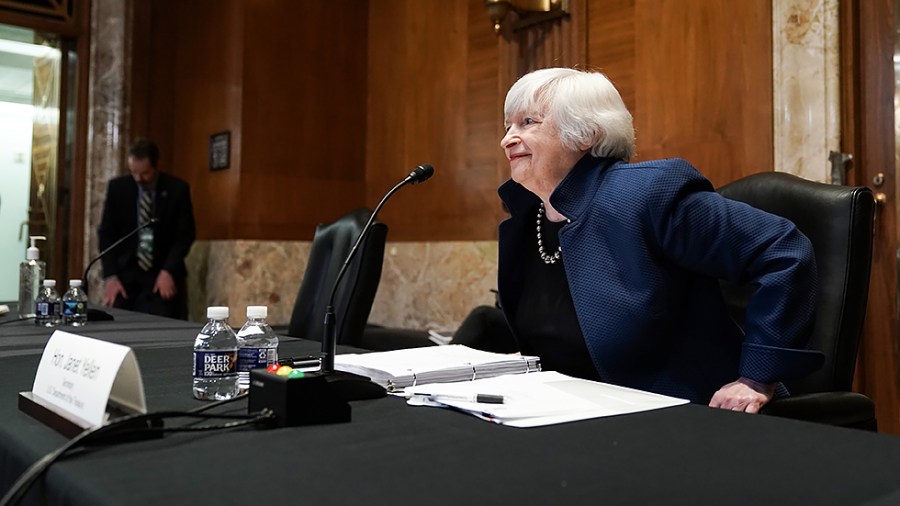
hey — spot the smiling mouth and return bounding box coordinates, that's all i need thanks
[508,153,530,161]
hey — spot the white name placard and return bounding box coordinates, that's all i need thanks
[31,331,147,429]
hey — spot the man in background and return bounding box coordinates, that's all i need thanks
[98,138,196,319]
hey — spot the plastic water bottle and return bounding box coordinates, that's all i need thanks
[236,306,279,393]
[62,279,88,327]
[192,306,239,400]
[34,279,60,328]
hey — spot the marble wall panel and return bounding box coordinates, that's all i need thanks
[185,240,499,332]
[84,0,129,301]
[193,240,311,326]
[772,0,840,182]
[372,241,499,330]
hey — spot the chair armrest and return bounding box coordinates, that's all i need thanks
[760,392,877,431]
[358,325,435,351]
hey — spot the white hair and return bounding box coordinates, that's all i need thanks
[504,68,635,161]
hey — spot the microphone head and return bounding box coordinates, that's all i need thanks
[408,164,435,185]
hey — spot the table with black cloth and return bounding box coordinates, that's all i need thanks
[2,307,900,505]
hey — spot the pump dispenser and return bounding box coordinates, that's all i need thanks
[18,235,47,319]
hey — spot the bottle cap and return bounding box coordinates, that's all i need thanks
[246,305,267,318]
[207,306,229,319]
[27,236,47,261]
[69,279,82,287]
[43,279,56,287]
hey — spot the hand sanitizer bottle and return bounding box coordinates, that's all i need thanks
[18,235,46,319]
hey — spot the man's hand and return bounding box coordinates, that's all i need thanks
[709,377,776,414]
[102,277,127,307]
[153,270,177,300]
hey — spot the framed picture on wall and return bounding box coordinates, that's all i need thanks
[208,131,230,171]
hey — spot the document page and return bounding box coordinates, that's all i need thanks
[404,371,688,427]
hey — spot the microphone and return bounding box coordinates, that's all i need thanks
[248,165,435,425]
[405,164,434,185]
[81,218,158,320]
[320,164,435,377]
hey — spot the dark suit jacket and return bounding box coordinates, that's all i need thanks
[98,172,196,282]
[498,156,824,404]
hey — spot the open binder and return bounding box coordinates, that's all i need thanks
[333,345,540,391]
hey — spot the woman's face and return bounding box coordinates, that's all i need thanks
[500,111,586,198]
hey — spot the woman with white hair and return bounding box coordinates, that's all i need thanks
[496,67,823,413]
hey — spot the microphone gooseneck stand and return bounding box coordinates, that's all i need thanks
[246,165,434,424]
[81,218,159,321]
[318,164,434,400]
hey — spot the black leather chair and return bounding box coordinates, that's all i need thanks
[287,208,387,347]
[449,305,518,353]
[717,172,877,430]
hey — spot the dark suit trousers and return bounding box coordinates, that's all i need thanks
[113,267,188,320]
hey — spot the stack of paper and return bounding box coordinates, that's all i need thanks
[333,344,540,391]
[426,329,453,346]
[404,371,689,427]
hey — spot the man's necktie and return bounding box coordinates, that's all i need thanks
[137,191,154,271]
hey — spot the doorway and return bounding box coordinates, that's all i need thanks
[0,22,61,301]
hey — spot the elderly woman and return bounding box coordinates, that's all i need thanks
[497,67,823,413]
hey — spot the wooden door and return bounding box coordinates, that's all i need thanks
[842,0,900,434]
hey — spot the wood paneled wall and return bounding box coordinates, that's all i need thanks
[133,0,772,241]
[238,1,368,239]
[135,0,367,241]
[365,0,508,241]
[589,0,774,187]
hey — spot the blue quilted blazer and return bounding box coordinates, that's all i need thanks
[498,156,824,403]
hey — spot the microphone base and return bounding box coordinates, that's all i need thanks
[248,369,386,427]
[87,307,115,321]
[320,370,388,401]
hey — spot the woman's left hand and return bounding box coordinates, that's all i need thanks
[709,377,776,413]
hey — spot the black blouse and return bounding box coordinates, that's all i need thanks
[514,209,601,381]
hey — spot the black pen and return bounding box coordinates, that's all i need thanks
[412,393,505,404]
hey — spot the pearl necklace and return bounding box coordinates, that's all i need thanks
[536,203,569,265]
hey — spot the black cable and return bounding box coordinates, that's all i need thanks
[178,392,250,431]
[68,410,274,446]
[144,411,272,433]
[0,316,34,326]
[0,407,273,506]
[76,409,273,443]
[1,412,158,506]
[187,391,248,414]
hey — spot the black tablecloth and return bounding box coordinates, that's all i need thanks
[2,307,900,505]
